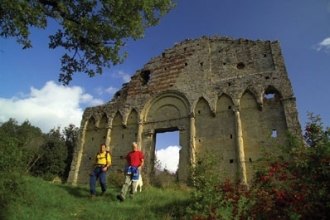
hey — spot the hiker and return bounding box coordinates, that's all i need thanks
[117,142,144,201]
[89,143,111,197]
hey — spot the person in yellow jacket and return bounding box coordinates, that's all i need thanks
[89,143,111,197]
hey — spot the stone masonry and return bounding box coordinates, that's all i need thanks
[67,36,301,185]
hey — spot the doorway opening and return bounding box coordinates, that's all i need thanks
[154,129,180,173]
[152,128,181,186]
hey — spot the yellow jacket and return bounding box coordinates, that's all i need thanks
[96,151,111,167]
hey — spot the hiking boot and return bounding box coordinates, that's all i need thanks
[90,194,96,199]
[116,194,125,202]
[100,191,106,196]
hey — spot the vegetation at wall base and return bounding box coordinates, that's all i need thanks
[187,113,330,220]
[1,113,329,219]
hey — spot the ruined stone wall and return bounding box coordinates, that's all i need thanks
[67,36,301,185]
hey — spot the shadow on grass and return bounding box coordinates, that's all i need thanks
[56,184,90,198]
[56,184,121,202]
[150,198,191,219]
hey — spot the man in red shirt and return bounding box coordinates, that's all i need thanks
[117,142,144,201]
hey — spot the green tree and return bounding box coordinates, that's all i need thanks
[30,127,67,181]
[0,0,174,85]
[0,119,30,215]
[62,124,79,180]
[0,132,24,217]
[0,119,25,173]
[0,119,80,216]
[187,153,252,219]
[0,118,44,172]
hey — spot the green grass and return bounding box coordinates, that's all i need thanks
[6,176,191,220]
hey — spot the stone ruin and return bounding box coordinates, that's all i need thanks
[67,36,301,185]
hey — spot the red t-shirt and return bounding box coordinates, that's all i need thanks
[126,150,144,167]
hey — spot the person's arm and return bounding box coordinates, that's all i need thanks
[106,153,111,168]
[137,158,144,173]
[140,151,144,168]
[102,153,111,171]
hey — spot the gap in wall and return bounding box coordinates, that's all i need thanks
[154,130,180,174]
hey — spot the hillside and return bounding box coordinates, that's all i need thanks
[5,176,190,220]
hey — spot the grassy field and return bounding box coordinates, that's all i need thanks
[6,176,191,220]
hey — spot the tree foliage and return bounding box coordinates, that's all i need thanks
[0,119,35,213]
[0,0,174,85]
[30,127,68,180]
[0,118,79,181]
[26,125,79,181]
[0,119,44,172]
[0,119,79,216]
[0,138,27,218]
[63,124,79,179]
[187,153,253,219]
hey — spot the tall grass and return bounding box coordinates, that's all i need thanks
[6,176,191,220]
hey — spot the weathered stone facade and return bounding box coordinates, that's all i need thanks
[67,36,301,185]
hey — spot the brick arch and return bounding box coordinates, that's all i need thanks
[143,91,190,123]
[194,97,214,155]
[126,108,139,125]
[239,90,261,183]
[240,87,288,184]
[112,111,123,126]
[239,86,263,108]
[86,116,96,130]
[194,97,212,117]
[261,85,287,144]
[191,96,213,116]
[98,113,108,129]
[216,93,234,112]
[240,90,258,110]
[263,85,283,100]
[216,94,237,180]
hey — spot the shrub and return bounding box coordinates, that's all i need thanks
[30,128,67,181]
[0,126,27,217]
[186,153,254,219]
[151,169,177,188]
[250,114,329,219]
[186,114,330,219]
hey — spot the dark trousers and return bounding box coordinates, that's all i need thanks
[89,167,107,195]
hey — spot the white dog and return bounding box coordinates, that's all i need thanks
[133,174,143,193]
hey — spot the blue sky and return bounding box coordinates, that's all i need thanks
[1,0,330,171]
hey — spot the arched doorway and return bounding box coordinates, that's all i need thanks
[141,91,191,183]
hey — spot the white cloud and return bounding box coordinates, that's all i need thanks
[0,81,103,133]
[315,37,330,52]
[80,93,103,106]
[112,70,131,83]
[105,86,118,95]
[95,86,118,96]
[155,145,181,173]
